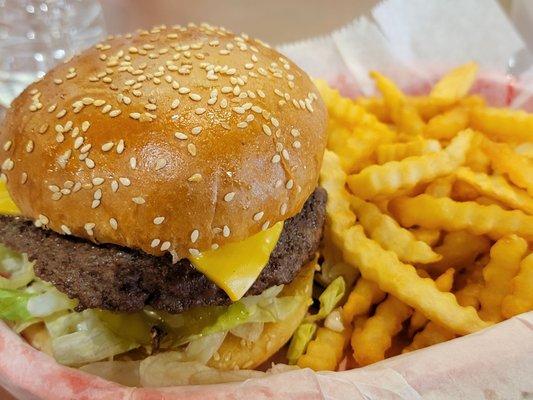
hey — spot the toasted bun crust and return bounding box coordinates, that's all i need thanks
[0,23,327,257]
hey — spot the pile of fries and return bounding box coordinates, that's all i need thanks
[295,63,533,370]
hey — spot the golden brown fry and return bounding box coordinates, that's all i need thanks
[483,140,533,196]
[319,150,357,247]
[455,167,533,214]
[455,283,483,309]
[390,194,533,240]
[430,62,479,102]
[425,107,469,140]
[297,327,348,371]
[342,225,490,334]
[370,71,425,135]
[409,268,455,335]
[347,130,473,200]
[410,228,441,246]
[350,196,441,264]
[515,142,533,158]
[479,235,528,322]
[424,231,490,275]
[342,278,385,325]
[452,180,479,201]
[376,138,441,164]
[403,322,455,353]
[502,253,533,318]
[425,176,454,198]
[355,96,390,122]
[471,107,533,143]
[352,296,412,366]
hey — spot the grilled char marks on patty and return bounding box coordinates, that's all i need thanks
[0,188,326,313]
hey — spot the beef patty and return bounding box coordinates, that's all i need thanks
[0,188,326,314]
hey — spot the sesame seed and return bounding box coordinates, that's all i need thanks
[101,142,114,152]
[129,112,141,120]
[155,158,167,170]
[175,132,188,140]
[223,225,230,237]
[188,173,202,182]
[178,87,190,94]
[130,157,137,169]
[161,241,171,251]
[101,104,112,114]
[187,143,197,156]
[271,154,281,163]
[220,99,228,108]
[262,124,272,136]
[92,177,104,186]
[111,180,119,193]
[116,140,125,154]
[282,149,290,160]
[224,192,236,202]
[51,192,62,201]
[191,126,202,135]
[53,79,63,85]
[195,107,206,115]
[293,141,301,148]
[39,215,50,225]
[280,203,287,215]
[23,140,34,153]
[109,109,121,117]
[189,248,201,257]
[132,196,145,204]
[61,225,71,235]
[153,216,165,225]
[48,185,60,193]
[253,211,264,221]
[211,244,219,250]
[85,158,95,169]
[233,107,245,114]
[190,230,200,243]
[171,99,180,109]
[262,221,270,231]
[94,189,102,200]
[38,124,49,134]
[119,177,131,186]
[20,172,28,184]
[56,109,67,119]
[286,179,294,189]
[81,121,90,132]
[109,218,118,230]
[189,93,202,101]
[151,239,161,248]
[1,158,14,171]
[80,144,92,154]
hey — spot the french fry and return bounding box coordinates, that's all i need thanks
[403,322,455,353]
[409,269,455,335]
[352,296,412,366]
[483,140,533,196]
[342,225,490,335]
[424,231,490,275]
[342,278,385,325]
[376,138,441,164]
[297,327,348,371]
[0,181,19,215]
[319,150,357,248]
[479,235,528,322]
[425,176,454,198]
[410,228,441,246]
[350,196,441,264]
[370,71,425,135]
[455,167,533,214]
[455,283,483,309]
[515,142,533,158]
[471,107,533,143]
[424,107,469,140]
[430,62,478,102]
[390,194,533,240]
[502,253,533,318]
[452,179,479,201]
[355,96,390,122]
[347,130,473,200]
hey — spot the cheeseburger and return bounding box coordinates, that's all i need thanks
[0,23,328,378]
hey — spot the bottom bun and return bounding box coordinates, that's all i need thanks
[23,262,315,372]
[208,262,315,371]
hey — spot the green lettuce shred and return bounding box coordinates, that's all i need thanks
[306,276,345,322]
[286,322,317,365]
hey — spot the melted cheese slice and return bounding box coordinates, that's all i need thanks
[190,222,284,301]
[0,182,19,215]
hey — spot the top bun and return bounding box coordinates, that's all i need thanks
[0,23,327,258]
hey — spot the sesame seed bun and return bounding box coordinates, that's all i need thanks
[0,23,327,258]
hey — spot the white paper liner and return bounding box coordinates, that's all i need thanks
[1,0,533,398]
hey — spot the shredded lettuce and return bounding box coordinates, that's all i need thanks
[0,244,35,290]
[286,322,317,365]
[0,288,35,322]
[306,276,345,322]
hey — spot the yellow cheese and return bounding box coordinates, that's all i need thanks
[0,182,19,215]
[190,222,284,301]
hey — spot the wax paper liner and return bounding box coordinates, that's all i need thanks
[2,0,533,399]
